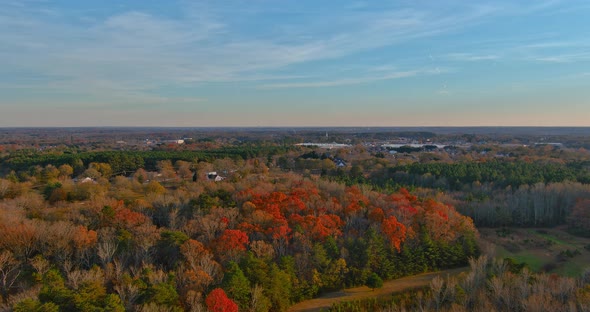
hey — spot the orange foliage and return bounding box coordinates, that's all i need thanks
[115,207,149,228]
[72,226,98,250]
[312,214,343,240]
[368,207,385,223]
[181,239,207,261]
[289,213,343,241]
[183,269,213,293]
[344,186,369,215]
[382,215,407,252]
[0,220,38,258]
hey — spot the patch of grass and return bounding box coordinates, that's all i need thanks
[504,243,522,253]
[481,227,590,277]
[509,253,546,272]
[529,229,575,247]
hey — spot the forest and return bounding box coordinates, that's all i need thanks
[0,159,478,311]
[1,128,590,311]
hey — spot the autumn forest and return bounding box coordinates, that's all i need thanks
[0,127,590,311]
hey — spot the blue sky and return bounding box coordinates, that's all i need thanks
[1,0,589,126]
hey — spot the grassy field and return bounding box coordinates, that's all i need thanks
[287,267,468,312]
[479,226,590,277]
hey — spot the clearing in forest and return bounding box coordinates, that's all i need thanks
[479,226,590,277]
[288,267,468,312]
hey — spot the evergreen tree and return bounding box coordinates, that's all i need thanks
[266,264,292,312]
[365,273,383,290]
[221,261,251,310]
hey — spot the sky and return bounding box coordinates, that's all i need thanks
[1,0,589,127]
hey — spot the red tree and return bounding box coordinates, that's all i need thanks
[214,229,249,262]
[382,216,407,252]
[205,288,238,312]
[344,186,369,215]
[216,229,249,252]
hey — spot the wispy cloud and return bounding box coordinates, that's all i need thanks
[518,41,590,63]
[441,36,590,66]
[258,68,446,89]
[0,1,497,99]
[445,53,499,62]
[1,0,589,120]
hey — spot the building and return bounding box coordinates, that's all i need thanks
[206,171,225,182]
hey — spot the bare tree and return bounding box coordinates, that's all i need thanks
[0,251,20,300]
[114,277,141,311]
[29,255,50,276]
[430,275,446,311]
[251,284,270,312]
[97,239,118,267]
[184,290,206,312]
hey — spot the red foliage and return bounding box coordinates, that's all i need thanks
[216,229,249,252]
[237,221,260,234]
[344,186,369,215]
[285,194,307,215]
[437,210,449,221]
[269,224,292,241]
[289,214,343,241]
[115,207,149,228]
[401,205,419,216]
[382,215,407,252]
[252,191,288,222]
[368,207,385,223]
[314,214,343,240]
[399,188,417,202]
[205,288,238,312]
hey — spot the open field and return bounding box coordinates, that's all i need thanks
[288,267,468,312]
[479,226,590,277]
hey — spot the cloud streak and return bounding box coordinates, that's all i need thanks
[445,53,499,61]
[0,1,496,99]
[1,0,590,126]
[258,68,448,89]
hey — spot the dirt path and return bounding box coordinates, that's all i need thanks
[288,267,469,312]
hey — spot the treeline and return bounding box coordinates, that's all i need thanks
[328,256,590,312]
[0,165,478,311]
[326,160,590,229]
[457,181,590,227]
[382,161,590,191]
[1,146,291,174]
